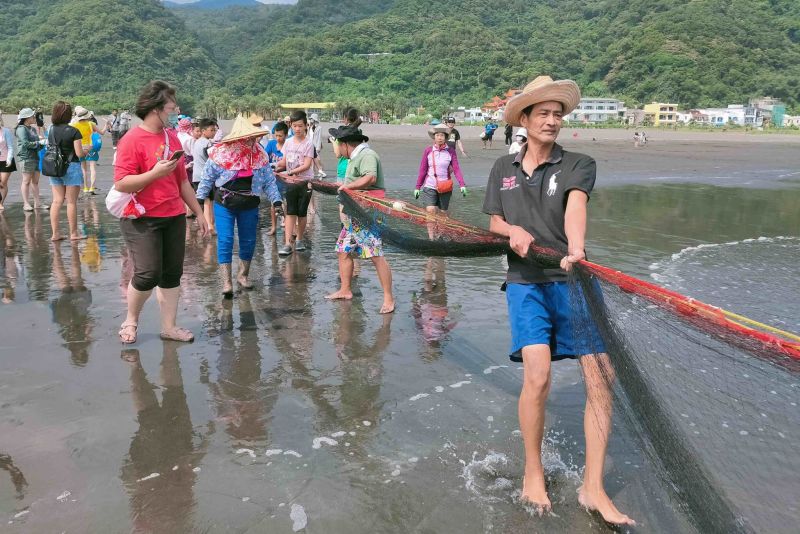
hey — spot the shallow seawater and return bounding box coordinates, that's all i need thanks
[0,146,798,533]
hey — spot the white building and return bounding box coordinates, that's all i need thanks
[566,98,626,123]
[784,115,800,127]
[691,105,747,126]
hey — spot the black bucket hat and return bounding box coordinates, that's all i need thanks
[328,125,369,143]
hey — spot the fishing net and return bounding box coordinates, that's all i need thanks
[306,181,800,533]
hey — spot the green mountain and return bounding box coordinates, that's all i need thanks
[1,0,798,116]
[0,0,220,112]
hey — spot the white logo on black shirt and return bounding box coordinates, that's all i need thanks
[547,171,560,197]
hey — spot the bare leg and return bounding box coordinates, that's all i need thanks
[121,282,152,343]
[49,185,66,241]
[371,256,394,313]
[156,286,193,341]
[30,172,41,208]
[81,160,88,190]
[425,205,438,240]
[267,205,277,235]
[284,215,297,246]
[21,172,32,209]
[66,186,84,239]
[296,216,307,241]
[0,172,9,210]
[577,353,635,525]
[325,252,354,300]
[88,161,97,191]
[519,344,552,513]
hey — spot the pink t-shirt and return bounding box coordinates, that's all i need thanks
[282,135,315,181]
[114,126,188,218]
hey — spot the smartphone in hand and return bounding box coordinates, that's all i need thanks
[169,150,185,162]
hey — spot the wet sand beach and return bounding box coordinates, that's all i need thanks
[0,126,798,532]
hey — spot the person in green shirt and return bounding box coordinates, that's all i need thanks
[324,125,394,314]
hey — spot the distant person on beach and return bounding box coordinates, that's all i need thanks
[332,107,362,183]
[415,124,467,238]
[70,106,107,194]
[15,108,45,211]
[445,117,468,157]
[46,101,86,242]
[504,123,513,145]
[508,128,527,155]
[192,118,218,234]
[325,125,394,314]
[196,114,282,297]
[481,120,498,149]
[274,110,314,256]
[308,113,326,178]
[0,116,16,211]
[34,107,45,136]
[482,75,634,526]
[633,131,640,147]
[264,120,288,236]
[114,80,207,345]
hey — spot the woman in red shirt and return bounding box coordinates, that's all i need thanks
[115,80,208,344]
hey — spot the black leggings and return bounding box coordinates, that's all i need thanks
[120,215,186,291]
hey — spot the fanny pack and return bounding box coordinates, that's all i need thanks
[216,186,260,211]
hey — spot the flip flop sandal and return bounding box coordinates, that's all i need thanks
[119,323,138,344]
[160,327,194,342]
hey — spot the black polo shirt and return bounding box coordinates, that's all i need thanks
[482,142,596,284]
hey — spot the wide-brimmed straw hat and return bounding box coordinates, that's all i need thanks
[74,106,91,120]
[17,108,35,121]
[428,124,450,138]
[309,113,320,123]
[503,76,580,126]
[328,125,368,143]
[246,113,264,126]
[220,114,267,143]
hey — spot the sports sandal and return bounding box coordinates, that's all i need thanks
[119,323,138,344]
[160,327,194,342]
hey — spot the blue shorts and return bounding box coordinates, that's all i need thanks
[49,162,83,187]
[505,281,606,362]
[82,150,100,162]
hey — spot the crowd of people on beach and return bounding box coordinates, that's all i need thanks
[0,75,636,527]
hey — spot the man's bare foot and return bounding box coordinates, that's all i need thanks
[51,235,65,242]
[266,226,276,236]
[70,234,87,241]
[578,486,636,526]
[379,300,395,314]
[521,471,551,516]
[325,290,353,300]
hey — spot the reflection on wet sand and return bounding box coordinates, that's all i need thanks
[50,242,93,366]
[211,293,281,446]
[120,345,207,534]
[23,211,51,301]
[412,257,457,356]
[0,213,19,303]
[0,453,27,501]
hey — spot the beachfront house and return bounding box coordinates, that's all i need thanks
[749,97,786,127]
[643,102,679,126]
[566,98,627,124]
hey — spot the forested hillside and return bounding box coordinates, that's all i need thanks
[0,0,220,111]
[1,0,798,116]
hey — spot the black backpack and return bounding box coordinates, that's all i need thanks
[42,128,68,177]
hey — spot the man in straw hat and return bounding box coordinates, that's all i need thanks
[196,114,283,296]
[324,124,394,314]
[482,76,634,525]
